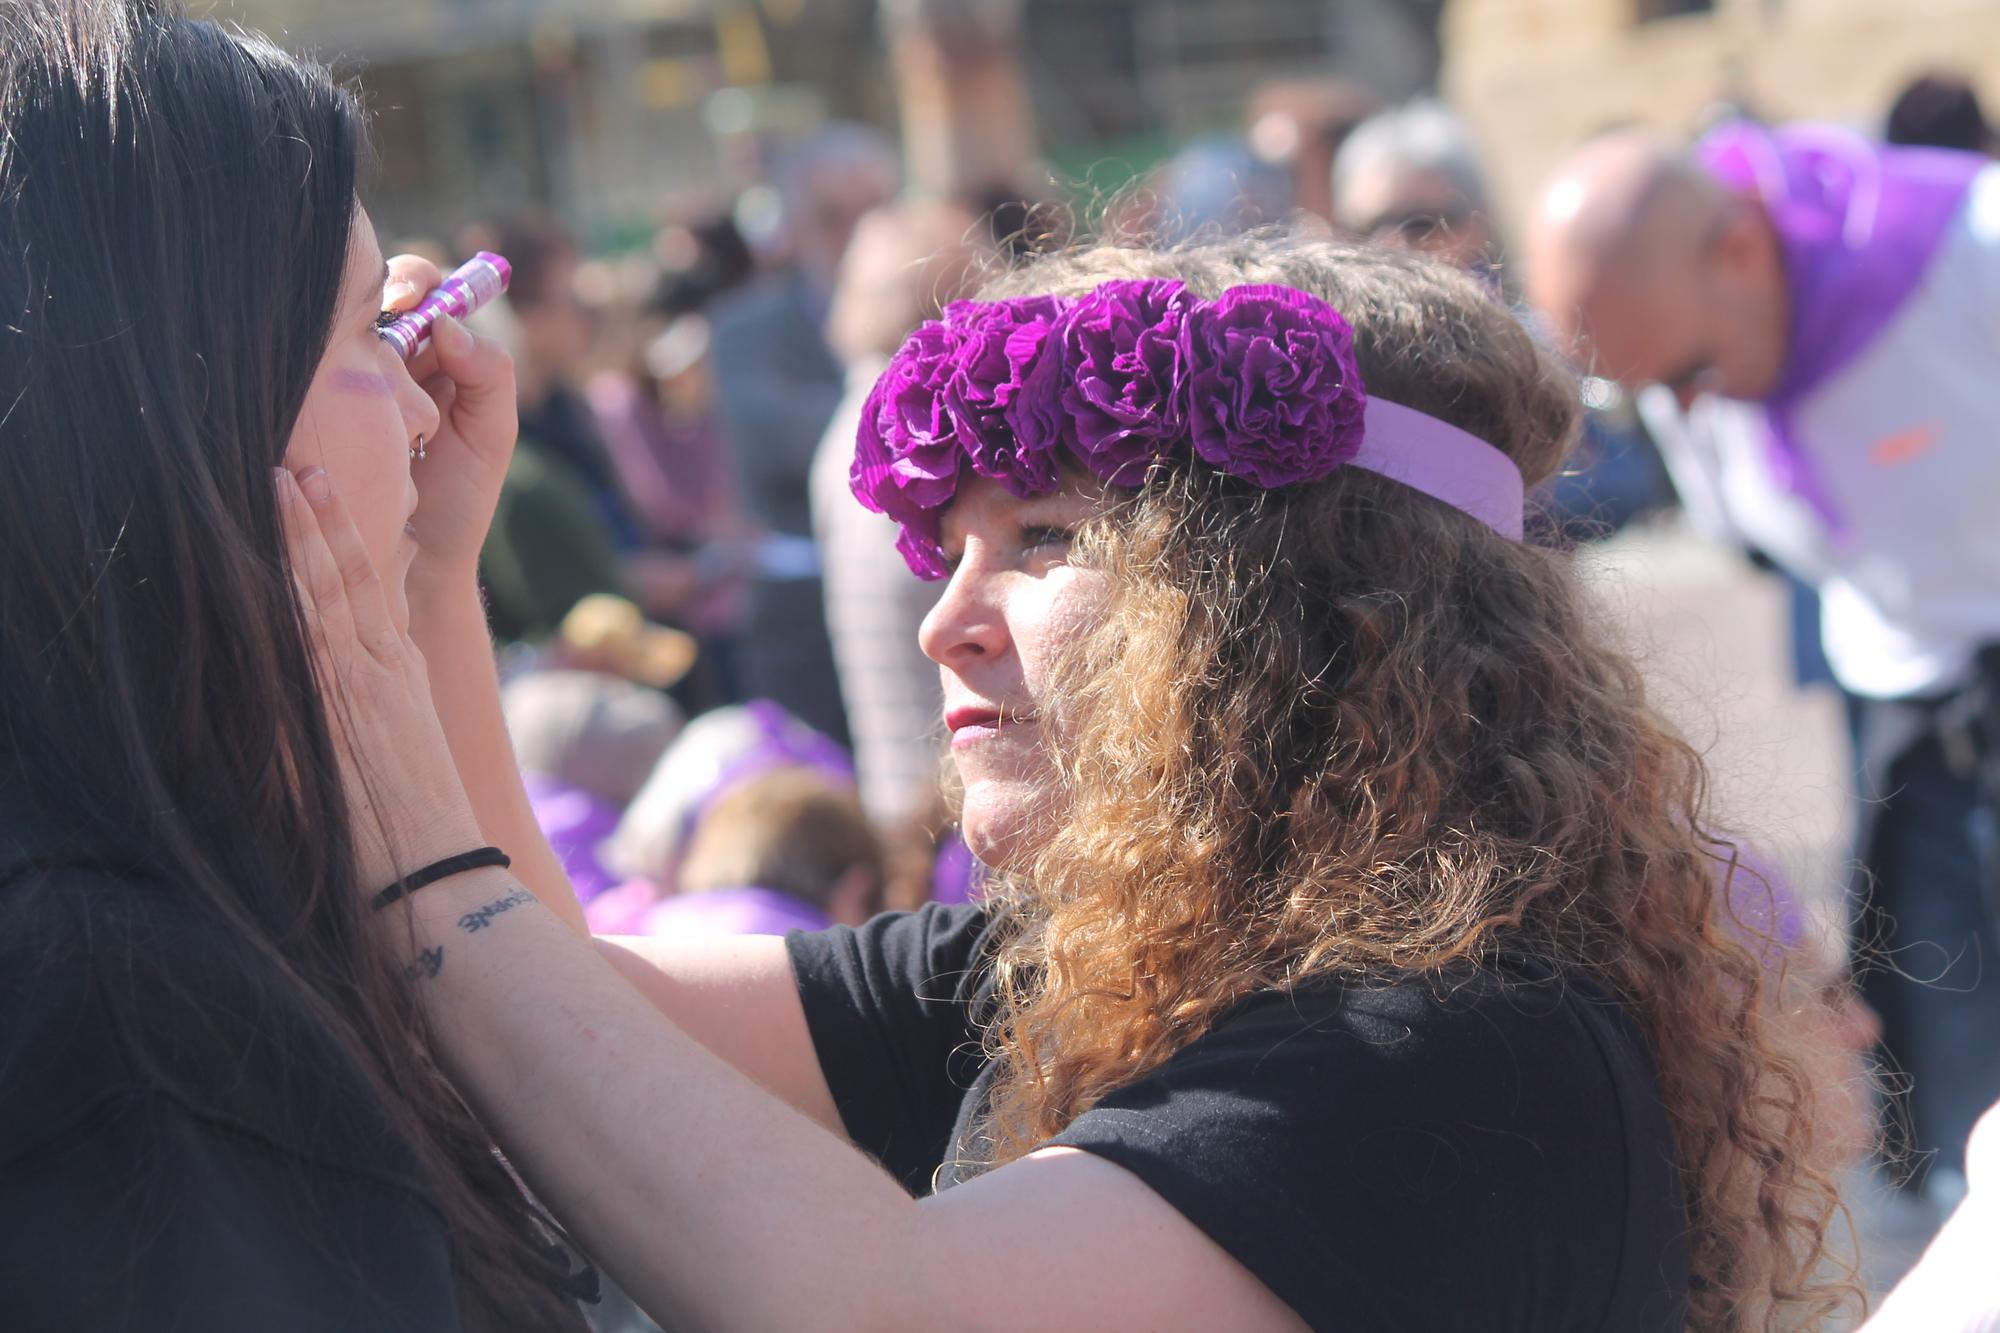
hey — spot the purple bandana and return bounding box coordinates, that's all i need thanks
[851,280,1526,578]
[1697,122,1983,534]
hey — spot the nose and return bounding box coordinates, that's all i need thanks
[395,362,442,447]
[918,557,1008,670]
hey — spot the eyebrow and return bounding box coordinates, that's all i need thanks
[350,259,390,317]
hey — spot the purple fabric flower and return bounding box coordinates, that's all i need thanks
[941,296,1066,497]
[1057,279,1200,486]
[1184,284,1367,487]
[850,319,963,578]
[852,279,1382,580]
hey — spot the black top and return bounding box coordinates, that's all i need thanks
[788,904,1691,1333]
[0,820,463,1330]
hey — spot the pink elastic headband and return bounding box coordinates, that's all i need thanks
[1352,398,1525,541]
[851,279,1528,578]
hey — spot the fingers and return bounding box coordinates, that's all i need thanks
[425,314,515,412]
[277,467,357,672]
[413,315,518,472]
[295,465,406,668]
[383,254,444,313]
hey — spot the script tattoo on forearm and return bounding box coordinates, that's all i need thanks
[457,885,537,934]
[403,945,444,983]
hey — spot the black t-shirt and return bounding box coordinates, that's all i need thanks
[788,903,1691,1332]
[0,845,462,1330]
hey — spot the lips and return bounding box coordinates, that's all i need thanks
[945,703,1037,748]
[945,705,1002,732]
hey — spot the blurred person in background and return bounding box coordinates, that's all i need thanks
[502,670,684,908]
[641,766,885,938]
[1145,135,1294,242]
[1528,121,2000,1203]
[1886,70,1999,156]
[589,289,746,689]
[591,700,853,935]
[477,216,704,649]
[1135,80,1376,243]
[708,124,904,746]
[651,209,758,311]
[1243,78,1379,224]
[592,214,751,568]
[810,198,992,829]
[1332,99,1501,283]
[1335,101,1669,535]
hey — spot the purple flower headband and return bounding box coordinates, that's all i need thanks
[850,279,1526,579]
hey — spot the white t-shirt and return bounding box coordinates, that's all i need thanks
[1675,163,2000,699]
[1864,1103,2000,1332]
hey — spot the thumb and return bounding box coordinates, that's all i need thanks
[423,314,518,459]
[428,314,514,405]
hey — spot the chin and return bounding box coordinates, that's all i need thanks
[387,544,417,634]
[958,778,1060,873]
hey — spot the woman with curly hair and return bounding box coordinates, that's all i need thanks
[294,233,1856,1329]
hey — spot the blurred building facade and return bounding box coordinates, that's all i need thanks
[215,0,1441,244]
[1445,0,2000,235]
[219,0,888,244]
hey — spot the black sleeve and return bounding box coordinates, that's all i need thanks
[0,1093,460,1333]
[785,903,993,1193]
[1045,975,1686,1333]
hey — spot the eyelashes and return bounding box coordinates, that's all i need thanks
[375,309,404,330]
[1021,526,1076,551]
[938,526,1076,573]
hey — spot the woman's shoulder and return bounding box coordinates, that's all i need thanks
[1207,956,1665,1134]
[1057,958,1688,1331]
[0,864,433,1202]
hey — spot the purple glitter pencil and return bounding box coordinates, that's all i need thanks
[377,251,512,360]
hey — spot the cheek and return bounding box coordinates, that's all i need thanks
[1015,569,1113,700]
[283,379,413,575]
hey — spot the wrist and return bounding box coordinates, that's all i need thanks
[404,864,538,941]
[406,562,485,618]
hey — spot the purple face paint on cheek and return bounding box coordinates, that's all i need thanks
[329,369,397,399]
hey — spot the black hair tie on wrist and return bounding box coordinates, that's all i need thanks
[371,846,511,912]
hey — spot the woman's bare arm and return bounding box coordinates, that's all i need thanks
[408,582,588,934]
[410,873,1302,1333]
[593,932,842,1134]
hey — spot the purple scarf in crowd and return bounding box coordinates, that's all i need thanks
[1696,122,1984,534]
[522,773,623,903]
[639,885,832,938]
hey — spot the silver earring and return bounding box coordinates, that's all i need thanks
[409,435,427,462]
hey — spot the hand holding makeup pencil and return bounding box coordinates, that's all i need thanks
[377,253,522,592]
[373,253,593,934]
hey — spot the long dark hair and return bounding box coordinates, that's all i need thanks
[0,3,588,1327]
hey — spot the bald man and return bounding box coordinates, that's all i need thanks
[1530,122,2000,1201]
